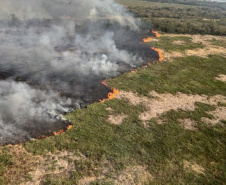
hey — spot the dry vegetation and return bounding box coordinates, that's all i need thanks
[0,1,226,185]
[0,31,225,185]
[151,34,226,60]
[1,33,222,185]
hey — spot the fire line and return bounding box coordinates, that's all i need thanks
[152,30,160,38]
[143,30,161,43]
[100,80,119,103]
[151,47,164,61]
[39,123,73,139]
[41,29,162,140]
[143,37,152,43]
[143,29,163,62]
[53,124,73,136]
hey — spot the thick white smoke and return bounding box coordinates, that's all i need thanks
[0,0,147,143]
[0,80,72,140]
[0,0,140,30]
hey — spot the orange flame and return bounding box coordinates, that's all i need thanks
[53,124,73,136]
[152,30,160,38]
[38,124,73,139]
[67,125,73,130]
[131,69,137,73]
[142,29,163,62]
[100,80,119,103]
[151,47,164,61]
[143,37,152,43]
[101,80,108,86]
[54,129,64,135]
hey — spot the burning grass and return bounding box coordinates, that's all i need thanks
[0,18,225,184]
[1,0,225,184]
[100,80,120,103]
[0,29,225,183]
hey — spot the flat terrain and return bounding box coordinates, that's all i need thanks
[117,0,226,35]
[0,1,226,185]
[1,33,225,185]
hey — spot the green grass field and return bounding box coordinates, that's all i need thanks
[0,0,226,184]
[144,36,204,52]
[1,43,226,185]
[20,54,226,184]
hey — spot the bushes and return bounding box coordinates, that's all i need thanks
[123,1,226,35]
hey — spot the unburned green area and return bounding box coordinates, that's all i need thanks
[147,36,203,52]
[0,150,12,184]
[210,38,226,48]
[117,0,226,35]
[24,55,226,184]
[108,55,226,96]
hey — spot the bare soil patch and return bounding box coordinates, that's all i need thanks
[116,166,153,185]
[117,91,226,123]
[178,119,197,130]
[163,34,226,45]
[165,46,226,60]
[184,160,205,174]
[173,40,186,45]
[186,46,226,58]
[215,74,226,82]
[2,145,43,185]
[162,34,226,60]
[108,113,128,125]
[202,106,226,126]
[24,151,81,185]
[78,176,99,185]
[106,107,114,112]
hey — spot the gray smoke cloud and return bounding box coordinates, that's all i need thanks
[0,0,140,30]
[0,0,151,143]
[0,80,72,140]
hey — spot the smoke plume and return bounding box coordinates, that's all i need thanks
[0,0,156,144]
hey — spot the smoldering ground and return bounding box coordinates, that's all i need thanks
[0,0,158,144]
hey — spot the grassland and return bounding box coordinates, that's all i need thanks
[0,0,226,184]
[144,35,204,52]
[0,35,224,184]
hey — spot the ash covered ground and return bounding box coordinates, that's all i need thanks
[0,0,158,144]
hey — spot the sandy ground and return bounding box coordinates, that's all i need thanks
[116,91,226,125]
[162,34,226,60]
[215,74,226,82]
[116,166,153,185]
[184,160,205,174]
[108,113,128,125]
[22,151,82,185]
[202,106,226,126]
[178,119,197,130]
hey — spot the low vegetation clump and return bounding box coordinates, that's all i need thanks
[117,0,226,35]
[0,150,12,184]
[210,38,226,48]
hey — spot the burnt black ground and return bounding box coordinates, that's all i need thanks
[0,18,158,144]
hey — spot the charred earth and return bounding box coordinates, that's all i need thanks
[0,17,158,145]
